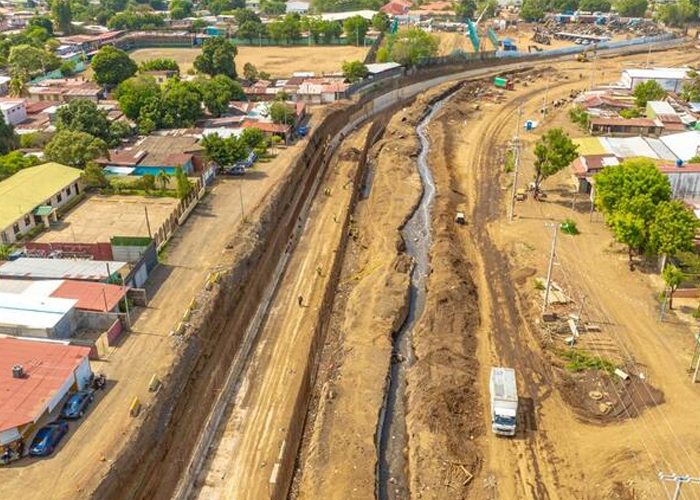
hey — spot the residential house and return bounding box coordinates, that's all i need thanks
[381,0,412,15]
[0,162,83,246]
[619,68,691,93]
[28,78,103,104]
[286,0,310,13]
[0,99,26,126]
[98,135,204,176]
[589,117,663,137]
[141,69,178,85]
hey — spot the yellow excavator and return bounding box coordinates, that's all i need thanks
[576,46,597,62]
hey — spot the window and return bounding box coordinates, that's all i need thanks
[74,183,79,195]
[1,232,8,245]
[12,223,20,235]
[65,186,71,196]
[57,193,62,203]
[24,215,30,226]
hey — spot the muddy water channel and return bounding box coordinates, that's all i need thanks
[376,91,457,500]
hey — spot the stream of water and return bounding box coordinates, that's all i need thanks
[376,90,458,500]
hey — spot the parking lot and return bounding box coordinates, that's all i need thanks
[36,195,180,244]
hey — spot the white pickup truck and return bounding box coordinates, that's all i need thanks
[489,367,518,437]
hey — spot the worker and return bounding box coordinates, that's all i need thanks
[298,295,303,307]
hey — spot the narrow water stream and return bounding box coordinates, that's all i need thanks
[376,90,458,500]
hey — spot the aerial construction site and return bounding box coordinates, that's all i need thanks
[3,7,700,500]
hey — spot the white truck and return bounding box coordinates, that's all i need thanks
[489,367,518,437]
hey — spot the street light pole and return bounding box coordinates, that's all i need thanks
[542,222,559,315]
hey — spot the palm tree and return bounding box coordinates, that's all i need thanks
[8,76,27,98]
[157,169,169,192]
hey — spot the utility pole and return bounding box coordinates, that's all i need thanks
[509,143,520,222]
[690,333,700,383]
[238,182,245,222]
[542,223,559,315]
[658,473,700,499]
[144,206,152,238]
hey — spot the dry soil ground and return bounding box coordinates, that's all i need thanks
[0,131,313,500]
[128,45,369,78]
[36,194,179,243]
[291,43,700,500]
[422,46,700,500]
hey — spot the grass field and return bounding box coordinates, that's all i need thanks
[128,45,369,78]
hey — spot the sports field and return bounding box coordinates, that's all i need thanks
[129,45,369,78]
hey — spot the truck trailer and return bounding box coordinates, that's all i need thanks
[489,367,518,436]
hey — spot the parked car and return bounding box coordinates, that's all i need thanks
[222,165,245,176]
[29,421,69,457]
[60,390,94,419]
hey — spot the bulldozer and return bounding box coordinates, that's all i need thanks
[576,46,597,62]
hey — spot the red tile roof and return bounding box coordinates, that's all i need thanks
[659,162,700,173]
[381,0,412,15]
[51,280,127,312]
[0,338,91,433]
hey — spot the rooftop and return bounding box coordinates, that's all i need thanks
[52,280,127,312]
[0,292,76,330]
[623,67,691,80]
[0,258,128,281]
[134,135,202,167]
[0,337,91,433]
[0,162,81,231]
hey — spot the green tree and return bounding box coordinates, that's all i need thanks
[342,60,368,83]
[320,20,341,42]
[579,0,612,12]
[267,20,286,43]
[115,75,162,120]
[243,62,258,81]
[568,105,590,130]
[175,165,192,199]
[610,211,646,262]
[0,113,18,155]
[270,101,294,125]
[260,0,286,14]
[45,130,109,168]
[649,200,700,258]
[194,37,237,78]
[197,75,244,116]
[240,127,266,151]
[532,128,578,197]
[656,0,697,26]
[157,169,169,191]
[372,11,390,32]
[161,80,202,127]
[343,16,369,46]
[633,80,665,107]
[81,161,109,188]
[383,27,439,65]
[139,58,180,73]
[662,264,685,309]
[681,70,700,102]
[59,60,76,77]
[0,151,40,181]
[51,0,73,34]
[28,15,54,35]
[8,77,27,98]
[594,158,671,216]
[520,0,547,20]
[170,0,193,19]
[55,99,111,142]
[238,19,265,42]
[92,45,138,86]
[615,0,647,16]
[9,44,57,77]
[456,0,478,18]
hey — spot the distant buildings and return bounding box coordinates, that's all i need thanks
[0,100,26,126]
[97,135,204,176]
[619,68,691,93]
[286,0,310,14]
[0,163,83,246]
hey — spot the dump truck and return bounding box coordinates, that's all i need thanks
[489,367,518,436]
[494,77,514,90]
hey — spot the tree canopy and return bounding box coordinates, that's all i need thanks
[92,45,138,86]
[44,130,109,168]
[197,75,244,116]
[520,0,547,21]
[343,15,369,46]
[139,58,180,73]
[532,128,578,196]
[115,75,162,121]
[633,80,665,107]
[615,0,647,17]
[51,0,73,34]
[194,37,237,78]
[377,28,439,66]
[372,12,391,32]
[342,60,368,83]
[0,151,40,181]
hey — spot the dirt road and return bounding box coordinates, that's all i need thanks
[0,134,311,500]
[426,47,700,499]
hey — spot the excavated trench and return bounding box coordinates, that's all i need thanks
[377,87,461,500]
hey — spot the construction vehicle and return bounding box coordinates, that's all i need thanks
[531,28,551,45]
[528,45,543,53]
[490,367,518,436]
[576,45,597,62]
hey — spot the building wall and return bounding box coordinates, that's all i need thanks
[0,178,83,246]
[1,102,26,126]
[630,76,684,93]
[666,171,700,199]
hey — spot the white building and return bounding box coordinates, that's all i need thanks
[0,100,26,126]
[245,0,261,11]
[619,68,691,93]
[0,293,78,339]
[286,0,310,14]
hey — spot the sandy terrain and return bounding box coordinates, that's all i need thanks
[128,45,369,78]
[189,122,370,500]
[36,195,179,243]
[0,130,313,499]
[417,46,700,499]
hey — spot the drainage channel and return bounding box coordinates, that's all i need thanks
[376,89,460,500]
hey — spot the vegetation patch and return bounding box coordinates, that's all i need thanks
[560,349,617,375]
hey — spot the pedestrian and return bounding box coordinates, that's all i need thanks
[298,295,303,307]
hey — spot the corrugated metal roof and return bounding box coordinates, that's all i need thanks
[0,279,63,296]
[0,337,90,433]
[52,280,127,312]
[573,137,608,155]
[0,163,81,231]
[0,292,76,330]
[0,258,128,281]
[660,131,700,161]
[605,137,660,159]
[646,138,679,161]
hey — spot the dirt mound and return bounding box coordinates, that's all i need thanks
[556,368,664,424]
[405,92,483,500]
